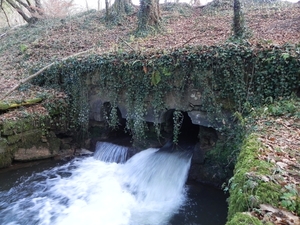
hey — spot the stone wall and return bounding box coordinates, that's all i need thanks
[0,111,74,168]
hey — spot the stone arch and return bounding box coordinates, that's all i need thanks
[161,109,199,144]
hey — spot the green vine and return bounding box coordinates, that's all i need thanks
[173,110,183,144]
[31,43,300,142]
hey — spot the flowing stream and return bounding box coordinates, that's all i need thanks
[0,142,227,225]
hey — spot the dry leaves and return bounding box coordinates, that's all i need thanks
[1,3,300,98]
[251,113,300,224]
[252,204,300,225]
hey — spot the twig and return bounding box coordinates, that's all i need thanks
[176,36,197,48]
[0,32,7,38]
[118,36,136,52]
[1,48,94,100]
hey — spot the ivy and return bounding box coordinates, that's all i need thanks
[31,43,300,142]
[173,110,183,144]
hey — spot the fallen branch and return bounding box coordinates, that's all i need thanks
[118,36,136,52]
[0,98,42,110]
[0,32,7,38]
[176,36,197,48]
[1,48,94,100]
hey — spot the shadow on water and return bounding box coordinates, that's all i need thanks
[0,159,67,192]
[170,180,228,225]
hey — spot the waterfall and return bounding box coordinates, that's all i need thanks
[93,142,129,163]
[121,148,192,224]
[123,148,191,202]
[0,142,192,225]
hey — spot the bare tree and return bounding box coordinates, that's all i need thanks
[105,0,133,23]
[42,0,74,18]
[136,0,161,35]
[98,0,101,11]
[3,0,43,23]
[85,0,89,10]
[105,0,110,19]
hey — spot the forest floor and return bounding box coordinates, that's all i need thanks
[0,1,300,100]
[243,101,300,225]
[0,1,299,224]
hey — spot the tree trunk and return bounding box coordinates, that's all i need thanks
[105,0,133,24]
[85,0,89,10]
[6,0,32,23]
[5,0,43,23]
[113,0,132,14]
[0,0,11,27]
[233,0,245,38]
[136,0,160,35]
[105,0,109,20]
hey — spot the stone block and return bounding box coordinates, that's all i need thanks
[14,146,52,161]
[0,151,12,168]
[7,129,43,146]
[188,89,202,105]
[48,134,61,154]
[188,111,215,127]
[2,118,34,136]
[0,138,8,154]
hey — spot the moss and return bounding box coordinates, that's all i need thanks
[47,132,61,154]
[0,138,12,168]
[255,182,281,205]
[204,124,244,169]
[0,98,42,110]
[2,118,37,136]
[0,152,12,168]
[226,212,271,225]
[227,134,282,219]
[0,138,7,154]
[7,129,43,147]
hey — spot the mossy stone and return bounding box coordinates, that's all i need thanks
[0,138,7,154]
[7,129,43,147]
[0,139,12,168]
[227,134,283,220]
[2,118,36,136]
[226,212,271,225]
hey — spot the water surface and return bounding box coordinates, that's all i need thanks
[0,145,227,225]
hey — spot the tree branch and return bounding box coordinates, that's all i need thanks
[6,0,31,23]
[180,36,197,47]
[0,0,11,27]
[1,48,94,100]
[16,0,35,14]
[0,32,7,38]
[118,36,136,52]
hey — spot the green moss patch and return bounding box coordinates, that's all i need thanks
[226,212,271,225]
[0,152,12,168]
[227,134,282,219]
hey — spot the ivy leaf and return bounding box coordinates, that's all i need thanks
[162,67,172,76]
[151,71,161,86]
[281,53,289,60]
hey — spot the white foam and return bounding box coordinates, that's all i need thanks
[0,145,192,225]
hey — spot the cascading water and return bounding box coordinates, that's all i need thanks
[93,142,129,163]
[0,142,192,225]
